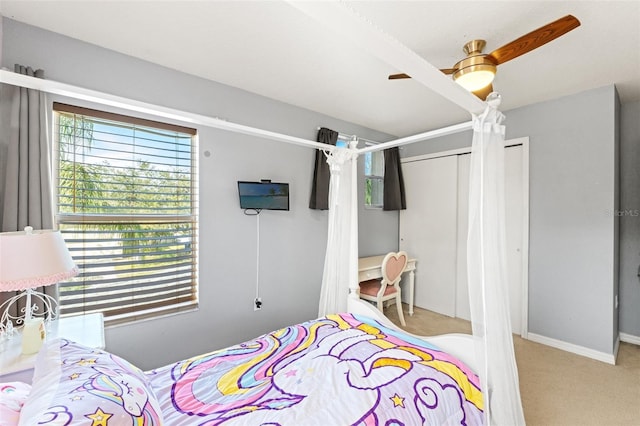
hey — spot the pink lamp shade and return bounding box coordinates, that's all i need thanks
[0,227,78,292]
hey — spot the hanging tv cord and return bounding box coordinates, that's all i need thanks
[239,179,282,311]
[244,208,262,310]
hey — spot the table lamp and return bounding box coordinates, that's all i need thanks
[0,226,78,354]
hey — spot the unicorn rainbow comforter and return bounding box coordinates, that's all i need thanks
[147,313,484,425]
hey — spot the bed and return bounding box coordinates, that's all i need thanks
[2,298,482,425]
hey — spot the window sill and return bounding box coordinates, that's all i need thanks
[103,303,199,329]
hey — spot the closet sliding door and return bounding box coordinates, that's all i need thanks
[400,142,527,334]
[399,155,458,316]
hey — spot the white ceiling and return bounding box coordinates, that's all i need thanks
[1,1,639,137]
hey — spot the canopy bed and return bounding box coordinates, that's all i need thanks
[0,3,525,425]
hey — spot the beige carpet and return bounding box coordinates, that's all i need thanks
[384,304,640,426]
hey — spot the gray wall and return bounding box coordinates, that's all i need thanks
[619,100,640,338]
[405,85,623,355]
[1,18,396,369]
[507,85,619,354]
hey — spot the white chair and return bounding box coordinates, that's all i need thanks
[358,251,408,326]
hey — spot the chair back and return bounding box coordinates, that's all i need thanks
[381,251,408,285]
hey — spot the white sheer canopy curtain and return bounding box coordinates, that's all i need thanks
[0,65,56,321]
[318,143,358,316]
[467,96,525,425]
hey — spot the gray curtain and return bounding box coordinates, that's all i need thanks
[383,147,406,210]
[0,65,57,322]
[309,127,338,210]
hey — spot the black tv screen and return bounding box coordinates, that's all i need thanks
[238,181,290,211]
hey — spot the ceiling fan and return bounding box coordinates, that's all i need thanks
[389,14,581,100]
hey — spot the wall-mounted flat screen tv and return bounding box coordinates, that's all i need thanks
[238,181,290,211]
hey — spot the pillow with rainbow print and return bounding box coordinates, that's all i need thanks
[1,381,31,425]
[18,338,163,425]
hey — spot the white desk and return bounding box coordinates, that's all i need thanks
[0,313,104,383]
[358,255,417,316]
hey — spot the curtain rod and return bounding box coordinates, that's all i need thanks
[342,134,381,146]
[316,127,381,146]
[0,69,335,153]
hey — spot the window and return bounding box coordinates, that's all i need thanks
[53,103,198,324]
[336,138,349,148]
[364,150,384,208]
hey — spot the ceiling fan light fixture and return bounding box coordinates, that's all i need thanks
[453,63,496,92]
[389,17,581,98]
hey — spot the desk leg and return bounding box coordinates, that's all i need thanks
[409,270,415,316]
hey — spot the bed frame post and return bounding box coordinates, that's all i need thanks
[348,137,360,302]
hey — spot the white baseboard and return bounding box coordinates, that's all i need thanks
[620,332,640,345]
[527,333,616,365]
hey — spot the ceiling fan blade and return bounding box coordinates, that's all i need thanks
[487,14,580,65]
[389,68,455,80]
[472,84,493,101]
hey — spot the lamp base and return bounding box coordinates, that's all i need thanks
[21,317,45,354]
[0,288,57,345]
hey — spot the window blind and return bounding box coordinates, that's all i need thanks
[53,103,198,324]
